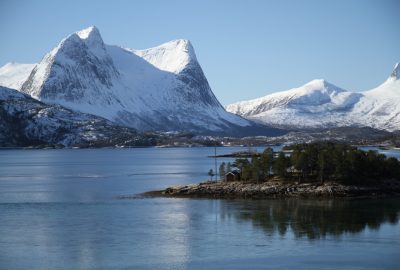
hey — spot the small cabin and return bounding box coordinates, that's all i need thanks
[225,171,240,182]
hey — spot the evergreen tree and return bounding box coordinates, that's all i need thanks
[234,158,251,181]
[295,152,308,181]
[230,142,400,185]
[227,162,232,173]
[385,157,400,178]
[241,164,252,181]
[317,150,327,183]
[273,152,290,178]
[251,156,261,182]
[260,148,273,181]
[219,162,226,181]
[208,169,214,181]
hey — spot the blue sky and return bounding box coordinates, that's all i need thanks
[0,0,399,105]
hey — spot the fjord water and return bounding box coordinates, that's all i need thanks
[0,147,399,270]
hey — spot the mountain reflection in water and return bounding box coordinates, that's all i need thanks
[220,198,400,240]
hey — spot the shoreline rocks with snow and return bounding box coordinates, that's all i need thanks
[143,180,400,199]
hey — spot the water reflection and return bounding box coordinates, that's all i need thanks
[1,148,400,269]
[0,200,192,270]
[222,199,400,240]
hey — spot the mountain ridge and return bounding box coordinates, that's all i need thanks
[0,63,36,90]
[226,63,400,131]
[0,26,283,136]
[2,26,396,136]
[0,86,157,147]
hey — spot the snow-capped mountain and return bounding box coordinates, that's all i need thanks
[0,63,35,89]
[352,64,400,131]
[1,26,280,136]
[0,86,156,147]
[226,79,363,128]
[226,64,400,131]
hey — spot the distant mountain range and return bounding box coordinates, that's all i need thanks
[226,63,400,132]
[0,26,280,137]
[0,26,398,146]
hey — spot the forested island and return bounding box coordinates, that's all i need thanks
[146,142,400,198]
[220,142,400,184]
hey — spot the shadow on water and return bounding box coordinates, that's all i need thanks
[219,198,400,240]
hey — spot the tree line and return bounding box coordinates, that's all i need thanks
[217,142,400,184]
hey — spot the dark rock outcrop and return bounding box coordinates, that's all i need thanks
[143,180,400,199]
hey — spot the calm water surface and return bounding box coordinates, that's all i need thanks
[0,147,399,270]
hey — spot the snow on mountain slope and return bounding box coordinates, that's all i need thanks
[0,63,36,89]
[226,79,362,128]
[132,39,196,74]
[352,64,400,131]
[0,86,156,147]
[226,64,400,131]
[22,27,120,104]
[16,26,275,135]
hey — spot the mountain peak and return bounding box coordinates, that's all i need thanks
[305,79,327,87]
[166,39,194,52]
[75,26,104,49]
[304,79,331,90]
[45,26,105,63]
[302,79,346,93]
[74,26,106,58]
[132,39,198,74]
[76,26,100,39]
[389,62,399,81]
[21,25,117,99]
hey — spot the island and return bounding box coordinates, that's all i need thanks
[144,142,400,199]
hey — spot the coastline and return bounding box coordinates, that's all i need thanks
[1,144,400,151]
[143,180,400,199]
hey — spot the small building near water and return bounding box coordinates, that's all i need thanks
[225,171,240,182]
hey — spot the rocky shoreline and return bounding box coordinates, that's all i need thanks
[143,180,400,199]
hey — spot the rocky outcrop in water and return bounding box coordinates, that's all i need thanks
[144,180,400,199]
